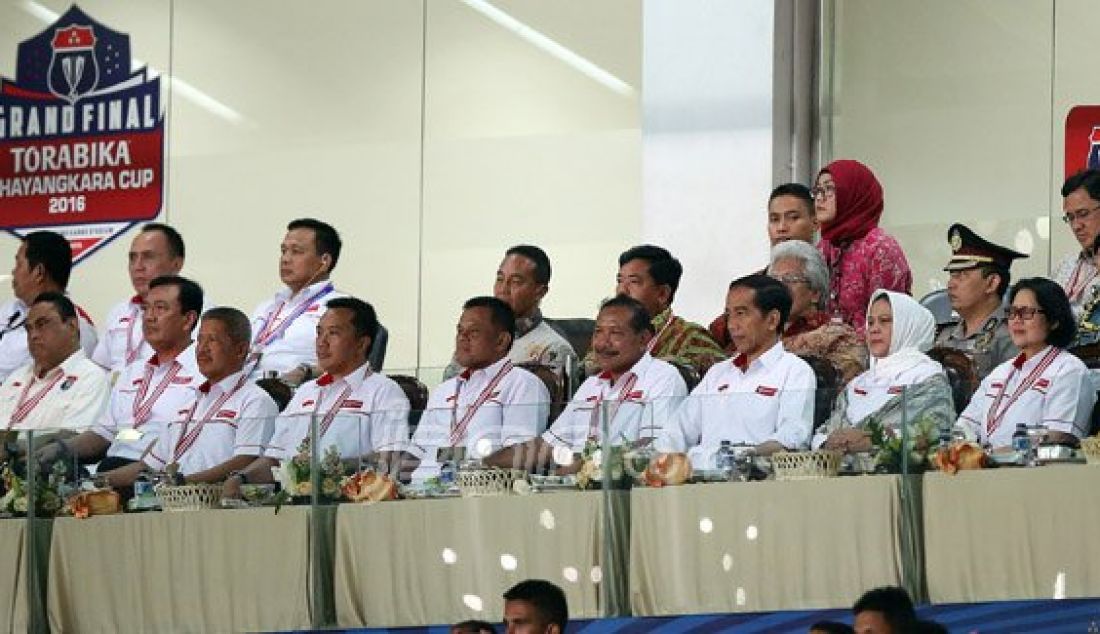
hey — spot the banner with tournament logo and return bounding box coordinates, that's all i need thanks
[1065,105,1100,179]
[0,5,164,263]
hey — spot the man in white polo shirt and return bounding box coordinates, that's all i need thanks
[36,276,204,485]
[0,293,108,439]
[486,295,686,472]
[403,296,550,482]
[247,218,347,382]
[226,297,410,490]
[656,274,816,469]
[91,223,187,374]
[0,231,97,383]
[140,307,278,483]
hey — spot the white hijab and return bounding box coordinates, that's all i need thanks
[867,289,940,381]
[842,290,942,423]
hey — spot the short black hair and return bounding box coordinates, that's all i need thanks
[808,621,854,634]
[1009,277,1077,348]
[505,245,552,285]
[977,263,1011,298]
[728,273,793,334]
[22,231,72,289]
[463,296,516,343]
[325,296,379,354]
[1062,169,1100,201]
[503,579,567,630]
[913,620,949,634]
[288,218,342,271]
[852,586,917,631]
[31,291,77,321]
[451,620,496,634]
[141,223,185,259]
[599,294,654,334]
[148,275,204,331]
[201,306,252,346]
[769,182,814,211]
[618,244,683,302]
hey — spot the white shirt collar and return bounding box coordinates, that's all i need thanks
[280,279,334,303]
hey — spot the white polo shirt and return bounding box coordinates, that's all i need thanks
[956,346,1096,448]
[93,345,202,462]
[0,349,109,432]
[264,363,410,461]
[248,280,346,378]
[543,353,686,451]
[144,370,278,474]
[91,296,149,373]
[0,298,98,384]
[410,356,550,481]
[656,341,816,469]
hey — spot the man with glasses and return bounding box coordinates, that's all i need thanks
[935,224,1025,379]
[1054,169,1100,318]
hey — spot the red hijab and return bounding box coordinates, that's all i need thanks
[818,159,883,244]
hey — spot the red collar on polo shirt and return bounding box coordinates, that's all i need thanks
[1012,353,1027,370]
[732,354,749,371]
[197,381,212,394]
[131,294,142,305]
[459,369,473,381]
[317,373,335,386]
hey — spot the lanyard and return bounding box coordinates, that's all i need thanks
[449,361,513,446]
[646,316,675,354]
[985,347,1060,438]
[1066,258,1099,302]
[8,369,64,429]
[132,360,183,429]
[124,302,143,365]
[253,283,334,349]
[171,375,249,462]
[586,372,638,440]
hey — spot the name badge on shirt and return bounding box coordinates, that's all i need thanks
[1033,378,1050,393]
[341,400,364,409]
[887,386,903,395]
[755,385,778,397]
[116,429,144,443]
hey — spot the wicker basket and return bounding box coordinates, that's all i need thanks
[772,450,841,481]
[1081,437,1100,465]
[155,483,224,511]
[456,467,526,497]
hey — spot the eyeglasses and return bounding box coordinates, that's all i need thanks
[1006,306,1046,321]
[1061,204,1100,224]
[810,184,836,199]
[772,274,810,286]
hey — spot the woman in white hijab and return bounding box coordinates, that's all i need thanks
[812,289,954,452]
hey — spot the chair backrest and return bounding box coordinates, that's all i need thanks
[926,347,978,414]
[369,324,389,372]
[517,362,568,420]
[666,360,702,393]
[544,317,596,359]
[798,354,840,433]
[388,374,429,429]
[1069,342,1100,369]
[919,289,955,326]
[255,377,294,413]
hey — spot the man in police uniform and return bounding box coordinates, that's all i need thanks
[935,223,1026,379]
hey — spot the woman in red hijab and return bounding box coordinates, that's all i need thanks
[814,159,912,334]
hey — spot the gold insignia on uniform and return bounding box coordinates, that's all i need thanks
[950,229,962,252]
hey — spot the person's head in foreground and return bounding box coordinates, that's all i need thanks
[852,586,917,634]
[502,578,567,634]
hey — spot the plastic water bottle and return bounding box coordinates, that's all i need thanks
[439,460,456,487]
[133,471,152,497]
[715,441,734,481]
[1011,423,1029,465]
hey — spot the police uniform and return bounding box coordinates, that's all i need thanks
[543,353,687,452]
[409,356,550,481]
[248,280,346,378]
[0,298,98,384]
[654,341,816,469]
[935,224,1025,379]
[144,369,279,475]
[0,349,109,431]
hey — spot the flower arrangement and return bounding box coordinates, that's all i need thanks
[0,461,67,516]
[575,439,630,490]
[865,413,942,473]
[278,439,346,500]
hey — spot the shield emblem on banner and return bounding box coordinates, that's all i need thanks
[47,25,99,103]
